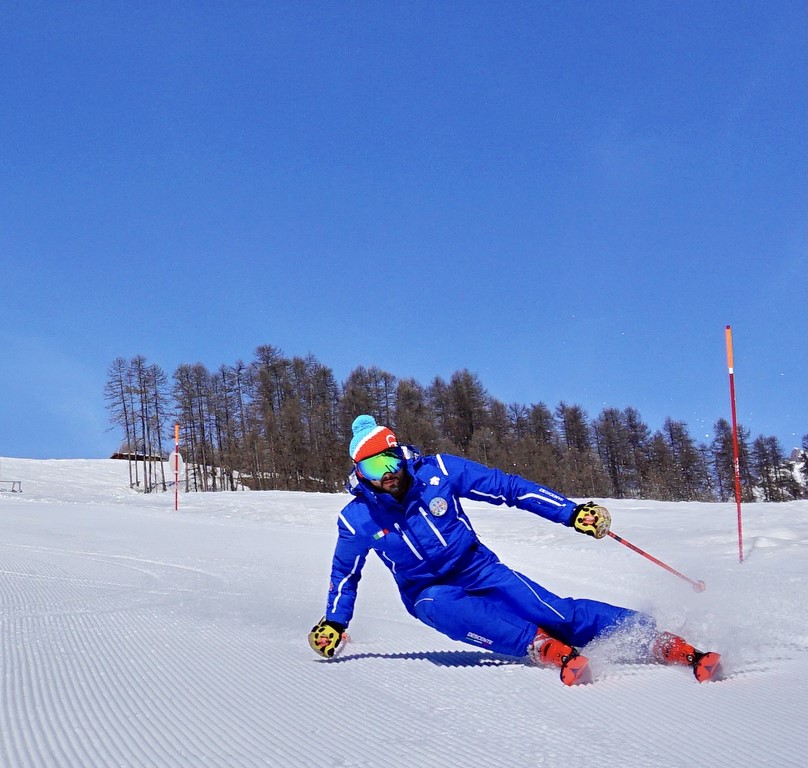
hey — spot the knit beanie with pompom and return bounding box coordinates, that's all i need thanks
[349,415,398,462]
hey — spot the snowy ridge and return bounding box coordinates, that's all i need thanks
[0,458,806,767]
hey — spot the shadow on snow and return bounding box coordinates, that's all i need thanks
[327,649,523,668]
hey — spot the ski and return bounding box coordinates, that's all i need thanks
[552,649,722,685]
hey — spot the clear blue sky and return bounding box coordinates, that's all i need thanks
[1,1,805,460]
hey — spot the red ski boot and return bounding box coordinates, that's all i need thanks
[652,631,723,682]
[528,628,592,686]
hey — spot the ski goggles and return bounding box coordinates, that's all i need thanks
[355,449,404,481]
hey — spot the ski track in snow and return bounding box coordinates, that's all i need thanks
[0,458,806,767]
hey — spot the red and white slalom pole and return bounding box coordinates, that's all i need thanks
[725,326,744,564]
[174,423,180,512]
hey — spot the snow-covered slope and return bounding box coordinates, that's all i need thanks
[0,458,805,767]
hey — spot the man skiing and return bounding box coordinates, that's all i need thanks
[308,415,721,685]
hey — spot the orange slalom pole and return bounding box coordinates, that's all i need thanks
[725,326,744,563]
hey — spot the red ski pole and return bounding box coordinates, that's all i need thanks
[608,531,706,592]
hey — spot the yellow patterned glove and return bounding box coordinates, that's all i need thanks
[570,502,611,539]
[308,616,347,658]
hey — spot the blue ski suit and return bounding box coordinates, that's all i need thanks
[324,450,652,657]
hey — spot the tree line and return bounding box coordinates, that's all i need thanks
[104,348,808,502]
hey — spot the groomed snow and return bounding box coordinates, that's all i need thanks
[0,458,805,767]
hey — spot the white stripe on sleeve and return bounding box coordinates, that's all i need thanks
[338,511,356,534]
[331,555,362,613]
[516,491,565,508]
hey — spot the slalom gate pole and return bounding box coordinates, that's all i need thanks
[607,531,706,592]
[174,423,180,512]
[725,326,745,564]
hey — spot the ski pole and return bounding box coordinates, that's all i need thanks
[607,531,706,592]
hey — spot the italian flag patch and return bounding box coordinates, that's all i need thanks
[373,529,389,540]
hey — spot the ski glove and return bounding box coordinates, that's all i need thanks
[570,502,611,539]
[308,617,347,659]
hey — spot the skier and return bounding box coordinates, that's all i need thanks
[308,415,721,685]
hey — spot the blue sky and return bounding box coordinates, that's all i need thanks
[1,1,805,460]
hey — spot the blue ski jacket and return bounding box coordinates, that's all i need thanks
[324,450,578,628]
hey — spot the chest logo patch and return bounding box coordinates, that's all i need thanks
[429,497,448,517]
[430,476,440,486]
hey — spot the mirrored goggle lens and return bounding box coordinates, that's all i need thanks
[356,450,403,481]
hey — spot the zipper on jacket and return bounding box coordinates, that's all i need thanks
[419,507,448,546]
[394,522,424,560]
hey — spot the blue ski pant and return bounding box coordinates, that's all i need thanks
[407,544,655,657]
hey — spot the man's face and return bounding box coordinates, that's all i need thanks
[356,449,409,498]
[368,466,407,497]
